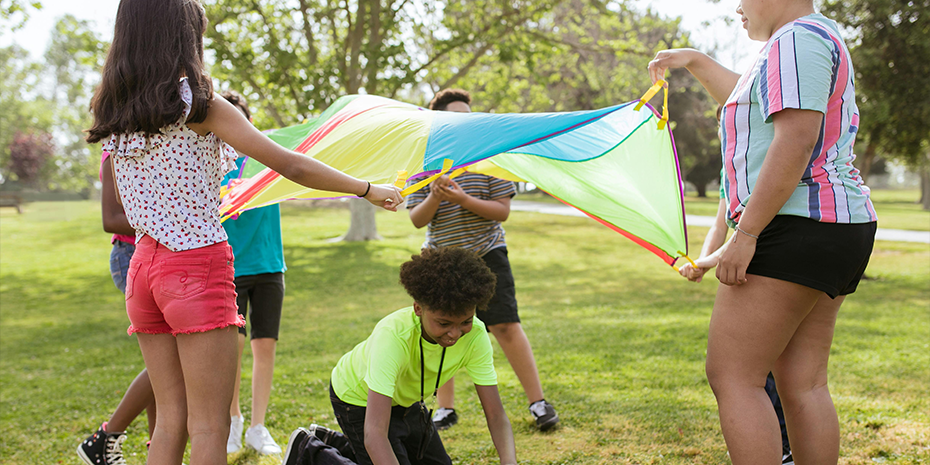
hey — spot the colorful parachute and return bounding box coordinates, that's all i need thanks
[219,82,691,267]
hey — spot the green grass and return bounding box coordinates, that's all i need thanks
[1,201,928,464]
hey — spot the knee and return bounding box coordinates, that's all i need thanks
[187,414,230,437]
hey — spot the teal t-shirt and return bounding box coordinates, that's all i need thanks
[331,307,498,408]
[222,158,286,277]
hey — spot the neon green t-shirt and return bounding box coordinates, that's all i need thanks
[331,307,498,407]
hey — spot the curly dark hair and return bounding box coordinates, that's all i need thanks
[428,89,471,111]
[221,90,251,120]
[399,247,496,316]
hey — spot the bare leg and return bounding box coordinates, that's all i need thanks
[773,295,844,465]
[177,326,239,465]
[230,333,246,419]
[488,322,544,403]
[137,334,188,465]
[107,369,156,438]
[437,378,455,410]
[705,275,823,465]
[249,337,277,426]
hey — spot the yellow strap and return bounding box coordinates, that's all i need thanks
[400,158,454,197]
[634,79,670,130]
[658,83,669,130]
[671,252,697,272]
[672,251,698,271]
[394,170,409,189]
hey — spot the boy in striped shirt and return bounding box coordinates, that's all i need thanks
[406,89,559,432]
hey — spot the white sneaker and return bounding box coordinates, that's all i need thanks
[245,424,282,455]
[227,415,244,453]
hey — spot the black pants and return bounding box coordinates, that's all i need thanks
[765,373,791,451]
[298,384,452,465]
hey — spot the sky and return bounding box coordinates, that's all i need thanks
[2,0,763,76]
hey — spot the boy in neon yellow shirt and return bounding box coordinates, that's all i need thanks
[283,247,517,465]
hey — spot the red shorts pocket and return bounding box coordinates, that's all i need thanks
[159,257,211,300]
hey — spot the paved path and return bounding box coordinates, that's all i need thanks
[511,200,930,244]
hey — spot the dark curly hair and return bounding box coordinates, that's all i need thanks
[428,89,471,111]
[399,247,496,316]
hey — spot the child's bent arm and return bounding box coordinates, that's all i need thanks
[409,192,441,228]
[648,49,740,105]
[363,390,401,465]
[101,156,135,235]
[189,96,402,210]
[714,108,823,285]
[475,384,517,465]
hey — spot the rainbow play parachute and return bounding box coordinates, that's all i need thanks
[220,83,690,267]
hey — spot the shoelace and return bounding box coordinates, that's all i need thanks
[105,434,128,465]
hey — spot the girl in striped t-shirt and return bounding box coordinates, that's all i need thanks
[649,1,876,463]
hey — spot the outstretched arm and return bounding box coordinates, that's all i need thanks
[188,95,403,211]
[648,49,741,105]
[363,390,401,465]
[475,384,517,465]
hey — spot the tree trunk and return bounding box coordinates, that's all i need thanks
[343,198,382,241]
[859,142,876,184]
[920,169,930,211]
[695,182,707,198]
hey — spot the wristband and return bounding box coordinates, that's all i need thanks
[735,225,759,239]
[357,181,371,198]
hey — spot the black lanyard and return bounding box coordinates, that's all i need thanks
[419,337,447,404]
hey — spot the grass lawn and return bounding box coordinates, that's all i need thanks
[522,188,930,232]
[1,201,927,464]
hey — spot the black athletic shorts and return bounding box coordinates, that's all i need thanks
[235,272,285,339]
[478,247,520,327]
[745,215,876,299]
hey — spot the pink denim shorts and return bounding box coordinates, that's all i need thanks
[125,235,244,336]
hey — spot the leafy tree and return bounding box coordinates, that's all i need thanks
[1,15,106,193]
[433,0,720,194]
[0,44,55,186]
[0,0,41,31]
[821,0,930,208]
[43,15,108,193]
[203,0,561,240]
[7,130,54,187]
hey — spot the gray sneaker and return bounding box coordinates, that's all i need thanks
[529,400,559,431]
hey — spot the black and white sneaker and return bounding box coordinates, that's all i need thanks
[283,428,311,465]
[529,400,559,431]
[77,422,128,465]
[431,407,458,431]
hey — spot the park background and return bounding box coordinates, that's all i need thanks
[1,0,928,463]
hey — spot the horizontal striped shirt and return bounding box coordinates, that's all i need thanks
[721,14,876,226]
[406,172,515,255]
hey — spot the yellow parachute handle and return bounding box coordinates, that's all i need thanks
[394,170,409,189]
[400,158,455,197]
[678,251,697,268]
[634,79,669,130]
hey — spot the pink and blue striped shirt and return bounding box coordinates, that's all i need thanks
[720,14,876,226]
